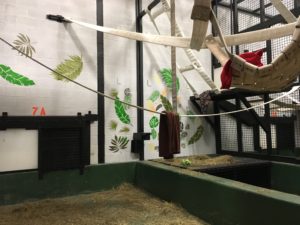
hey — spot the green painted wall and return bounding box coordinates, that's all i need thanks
[271,162,300,196]
[0,162,136,205]
[135,161,300,225]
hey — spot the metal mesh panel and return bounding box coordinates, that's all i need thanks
[220,109,238,151]
[214,0,300,157]
[217,7,232,36]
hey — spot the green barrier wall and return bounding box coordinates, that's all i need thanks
[271,162,300,196]
[2,160,300,225]
[0,162,136,205]
[135,161,300,225]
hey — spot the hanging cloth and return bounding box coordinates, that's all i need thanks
[221,50,264,89]
[159,111,180,159]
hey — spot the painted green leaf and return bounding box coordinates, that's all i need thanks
[123,94,132,110]
[187,110,196,122]
[13,33,36,58]
[148,90,160,102]
[110,88,118,98]
[115,97,131,125]
[188,125,204,145]
[110,120,118,130]
[120,126,130,133]
[156,104,163,111]
[180,131,188,139]
[51,55,83,81]
[151,128,157,139]
[0,64,35,86]
[160,95,173,112]
[149,116,159,128]
[160,68,180,93]
[109,135,129,152]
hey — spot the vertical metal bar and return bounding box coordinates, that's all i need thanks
[232,0,240,54]
[214,102,222,154]
[171,0,177,112]
[97,0,105,163]
[264,94,272,155]
[236,98,243,152]
[136,0,145,160]
[260,0,273,64]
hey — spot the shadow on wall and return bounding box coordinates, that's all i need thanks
[65,24,97,73]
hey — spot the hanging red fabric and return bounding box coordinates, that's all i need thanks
[221,50,264,89]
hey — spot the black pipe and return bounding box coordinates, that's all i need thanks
[136,0,145,160]
[97,0,105,163]
[137,0,161,19]
[46,14,71,23]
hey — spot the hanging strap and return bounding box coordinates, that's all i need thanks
[190,0,211,50]
[210,9,231,56]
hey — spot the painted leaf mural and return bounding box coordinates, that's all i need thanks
[110,120,118,130]
[151,128,157,139]
[123,88,132,110]
[120,126,130,133]
[149,116,159,128]
[110,88,118,98]
[13,33,36,58]
[0,64,35,86]
[148,90,160,102]
[160,95,173,112]
[115,97,131,125]
[188,125,204,145]
[109,135,129,152]
[160,68,180,93]
[52,55,83,81]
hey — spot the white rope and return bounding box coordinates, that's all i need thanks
[2,31,299,119]
[181,86,300,117]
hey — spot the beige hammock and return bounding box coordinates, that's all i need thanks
[201,7,300,92]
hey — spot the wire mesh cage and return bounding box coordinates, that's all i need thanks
[213,0,300,159]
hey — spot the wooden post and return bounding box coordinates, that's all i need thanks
[171,0,177,113]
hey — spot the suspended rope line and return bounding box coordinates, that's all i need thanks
[1,36,299,118]
[0,36,163,115]
[181,86,300,117]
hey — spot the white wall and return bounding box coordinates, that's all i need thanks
[0,0,217,170]
[0,0,98,171]
[142,0,216,159]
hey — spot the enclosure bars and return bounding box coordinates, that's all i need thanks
[97,0,105,164]
[134,0,161,160]
[212,0,300,164]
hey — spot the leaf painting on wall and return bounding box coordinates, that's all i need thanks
[120,126,130,133]
[148,90,160,102]
[115,97,131,125]
[110,88,118,98]
[51,55,83,81]
[149,116,159,128]
[188,125,204,145]
[160,95,173,112]
[160,68,180,93]
[0,64,35,86]
[109,135,130,152]
[151,128,157,139]
[110,120,118,130]
[123,88,132,110]
[13,33,36,58]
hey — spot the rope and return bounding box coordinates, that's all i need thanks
[1,37,299,119]
[0,36,163,115]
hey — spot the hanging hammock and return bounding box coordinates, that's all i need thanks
[201,5,300,92]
